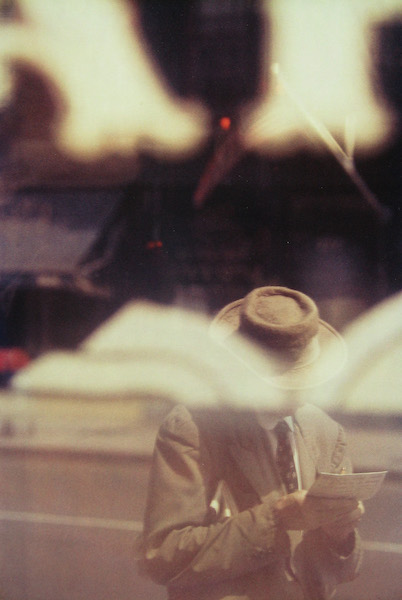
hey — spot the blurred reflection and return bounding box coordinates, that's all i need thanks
[10,300,286,411]
[314,289,402,416]
[244,0,402,155]
[0,0,208,161]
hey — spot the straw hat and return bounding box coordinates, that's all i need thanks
[210,286,346,390]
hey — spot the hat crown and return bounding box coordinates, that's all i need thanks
[239,287,319,359]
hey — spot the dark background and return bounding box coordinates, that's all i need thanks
[1,0,401,357]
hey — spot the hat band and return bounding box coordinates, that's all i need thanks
[273,336,320,372]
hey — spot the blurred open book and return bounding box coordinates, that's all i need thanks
[11,301,285,411]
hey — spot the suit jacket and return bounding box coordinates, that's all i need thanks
[138,403,363,600]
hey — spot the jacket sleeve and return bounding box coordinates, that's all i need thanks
[139,405,290,589]
[294,420,363,598]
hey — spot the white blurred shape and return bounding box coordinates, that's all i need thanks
[310,291,402,415]
[0,0,208,159]
[12,302,285,411]
[243,0,401,156]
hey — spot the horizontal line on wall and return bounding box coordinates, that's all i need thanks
[362,540,402,555]
[1,510,401,555]
[0,510,143,532]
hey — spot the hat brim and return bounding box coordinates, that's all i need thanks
[210,299,347,390]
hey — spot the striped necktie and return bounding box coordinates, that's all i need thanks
[275,420,298,493]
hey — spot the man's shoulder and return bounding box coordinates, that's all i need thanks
[295,403,348,471]
[159,404,199,442]
[164,403,340,433]
[296,403,338,424]
[295,403,343,443]
[160,403,344,450]
[158,404,230,446]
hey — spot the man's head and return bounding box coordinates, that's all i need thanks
[210,286,346,390]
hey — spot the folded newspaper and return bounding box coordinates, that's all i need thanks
[307,470,387,500]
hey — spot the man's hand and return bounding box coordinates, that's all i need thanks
[274,490,362,532]
[321,500,364,548]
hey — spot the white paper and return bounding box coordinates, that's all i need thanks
[307,471,387,500]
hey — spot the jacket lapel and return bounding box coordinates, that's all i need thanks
[228,415,282,499]
[293,424,318,490]
[293,406,320,489]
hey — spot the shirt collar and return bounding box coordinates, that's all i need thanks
[284,415,295,432]
[255,412,294,432]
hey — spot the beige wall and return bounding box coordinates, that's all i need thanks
[0,447,165,600]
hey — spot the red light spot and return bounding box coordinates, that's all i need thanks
[219,117,231,131]
[146,240,163,250]
[0,348,31,372]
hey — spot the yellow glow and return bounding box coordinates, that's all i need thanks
[243,0,402,156]
[0,0,208,160]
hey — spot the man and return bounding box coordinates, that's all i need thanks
[138,286,364,600]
